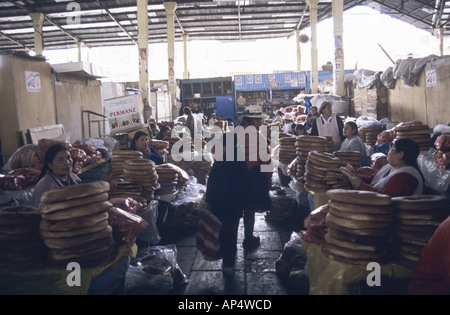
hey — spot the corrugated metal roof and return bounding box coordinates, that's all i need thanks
[0,0,447,53]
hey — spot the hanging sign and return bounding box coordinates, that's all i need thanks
[104,95,143,133]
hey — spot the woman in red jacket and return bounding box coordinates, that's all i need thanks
[345,138,424,197]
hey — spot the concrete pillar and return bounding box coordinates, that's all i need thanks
[183,34,189,79]
[76,41,82,62]
[439,27,444,56]
[29,12,44,55]
[137,0,150,120]
[332,0,345,96]
[296,29,301,72]
[306,0,319,93]
[164,1,178,120]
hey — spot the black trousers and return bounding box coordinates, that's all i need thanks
[215,208,256,268]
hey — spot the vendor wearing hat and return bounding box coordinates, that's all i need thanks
[282,113,295,134]
[310,101,345,151]
[239,105,273,251]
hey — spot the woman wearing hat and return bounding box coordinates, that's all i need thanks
[239,105,273,251]
[282,113,295,134]
[310,101,345,151]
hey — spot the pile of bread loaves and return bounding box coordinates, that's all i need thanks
[38,181,116,268]
[304,151,350,192]
[392,195,449,269]
[315,189,450,269]
[323,189,393,265]
[0,206,47,266]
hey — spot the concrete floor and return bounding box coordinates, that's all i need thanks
[160,212,304,295]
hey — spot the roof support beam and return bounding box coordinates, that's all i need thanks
[7,0,82,45]
[96,0,137,45]
[0,30,30,51]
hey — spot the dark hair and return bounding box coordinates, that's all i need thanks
[38,144,70,180]
[295,123,306,135]
[345,121,358,136]
[160,125,171,133]
[132,131,149,146]
[183,107,192,115]
[393,138,424,181]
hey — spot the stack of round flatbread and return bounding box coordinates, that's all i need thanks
[110,181,147,206]
[394,124,434,151]
[278,134,297,165]
[155,163,180,196]
[110,150,143,180]
[304,151,347,192]
[295,135,332,179]
[123,159,160,201]
[0,205,47,266]
[38,181,116,268]
[391,195,450,269]
[360,126,382,146]
[166,134,184,154]
[323,189,394,265]
[333,150,362,169]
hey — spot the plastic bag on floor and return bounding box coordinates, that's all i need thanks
[125,244,187,295]
[275,232,307,279]
[136,200,161,245]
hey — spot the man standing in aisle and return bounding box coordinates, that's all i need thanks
[238,105,273,251]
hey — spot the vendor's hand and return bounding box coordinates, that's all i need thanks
[348,175,362,189]
[144,148,152,156]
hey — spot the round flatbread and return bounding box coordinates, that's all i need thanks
[326,189,392,206]
[326,212,391,230]
[41,201,112,221]
[0,222,39,235]
[40,181,110,204]
[40,219,109,239]
[43,225,113,250]
[324,233,383,252]
[329,206,393,223]
[0,206,41,225]
[327,200,392,215]
[392,195,448,211]
[40,211,109,232]
[38,192,109,214]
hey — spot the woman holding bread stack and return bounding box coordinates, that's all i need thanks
[343,138,424,197]
[33,144,82,206]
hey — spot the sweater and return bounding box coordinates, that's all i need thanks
[128,144,164,165]
[33,172,82,207]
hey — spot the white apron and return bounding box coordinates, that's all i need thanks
[371,164,423,195]
[316,115,341,151]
